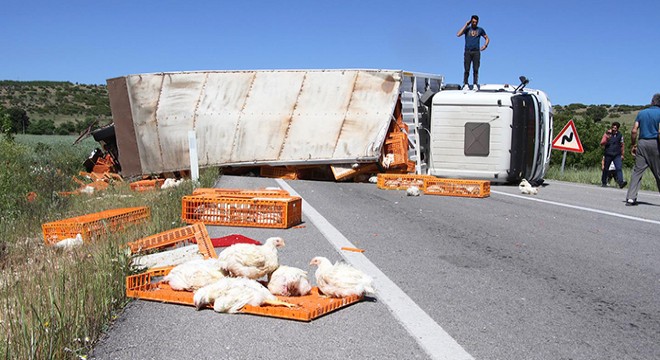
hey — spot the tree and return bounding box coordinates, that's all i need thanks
[27,119,56,135]
[6,107,30,134]
[585,106,609,122]
[1,112,14,141]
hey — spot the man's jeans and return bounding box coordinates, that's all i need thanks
[463,49,481,85]
[602,154,624,185]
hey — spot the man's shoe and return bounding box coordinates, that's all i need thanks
[462,84,470,90]
[619,181,628,189]
[601,184,608,187]
[474,83,480,90]
[625,199,638,206]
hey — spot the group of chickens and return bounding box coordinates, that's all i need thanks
[161,237,375,313]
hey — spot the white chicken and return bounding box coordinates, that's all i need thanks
[132,244,204,269]
[162,258,227,291]
[518,179,539,195]
[161,178,184,189]
[217,237,285,280]
[193,277,295,312]
[382,153,395,169]
[309,256,375,298]
[53,234,83,249]
[267,265,312,296]
[406,186,421,196]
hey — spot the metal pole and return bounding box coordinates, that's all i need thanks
[412,76,422,175]
[560,151,567,176]
[188,130,199,183]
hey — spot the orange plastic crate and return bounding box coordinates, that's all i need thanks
[260,166,298,180]
[383,132,409,168]
[376,173,435,190]
[42,207,151,245]
[125,269,362,322]
[423,178,491,198]
[130,179,165,192]
[192,188,290,197]
[181,195,302,229]
[126,222,217,259]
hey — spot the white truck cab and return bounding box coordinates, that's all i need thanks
[424,83,553,184]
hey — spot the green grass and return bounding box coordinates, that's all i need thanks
[546,164,658,192]
[0,135,217,359]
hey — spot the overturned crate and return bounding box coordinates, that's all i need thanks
[423,178,490,198]
[42,206,151,245]
[376,173,435,191]
[181,195,302,229]
[126,268,362,322]
[126,222,217,259]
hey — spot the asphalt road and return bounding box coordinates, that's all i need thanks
[91,176,660,360]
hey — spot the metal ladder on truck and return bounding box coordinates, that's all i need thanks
[400,72,443,175]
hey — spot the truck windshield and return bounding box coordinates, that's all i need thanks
[509,94,538,181]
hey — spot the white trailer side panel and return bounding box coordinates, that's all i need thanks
[110,69,404,175]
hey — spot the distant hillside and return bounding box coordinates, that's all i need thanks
[0,80,112,133]
[553,103,646,127]
[0,80,649,135]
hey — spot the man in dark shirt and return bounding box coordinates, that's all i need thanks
[600,122,627,188]
[457,15,490,89]
[625,93,660,206]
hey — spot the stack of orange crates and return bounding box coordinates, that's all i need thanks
[42,206,151,245]
[383,132,409,169]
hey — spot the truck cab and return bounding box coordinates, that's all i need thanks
[424,84,553,184]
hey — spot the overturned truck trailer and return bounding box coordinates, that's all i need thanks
[106,69,442,177]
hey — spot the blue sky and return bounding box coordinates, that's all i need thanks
[1,0,659,105]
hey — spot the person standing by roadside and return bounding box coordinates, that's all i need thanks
[600,122,627,188]
[457,15,489,90]
[625,93,660,206]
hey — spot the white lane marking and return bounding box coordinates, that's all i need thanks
[276,179,474,360]
[491,190,660,226]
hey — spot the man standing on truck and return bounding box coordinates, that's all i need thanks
[457,15,489,90]
[625,93,660,206]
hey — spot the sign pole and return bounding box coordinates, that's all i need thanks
[188,130,199,183]
[560,151,567,176]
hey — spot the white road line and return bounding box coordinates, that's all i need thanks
[276,179,474,360]
[491,190,660,226]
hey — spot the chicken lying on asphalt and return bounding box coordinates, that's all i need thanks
[309,256,375,297]
[217,237,284,280]
[193,277,295,312]
[162,258,227,291]
[267,265,312,296]
[518,179,539,195]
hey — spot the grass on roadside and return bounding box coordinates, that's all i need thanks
[0,135,217,359]
[545,164,658,192]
